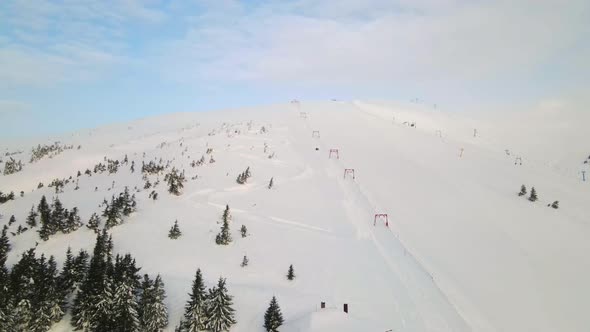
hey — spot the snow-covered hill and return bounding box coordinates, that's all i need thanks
[1,100,589,331]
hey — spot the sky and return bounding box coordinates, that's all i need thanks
[0,0,589,139]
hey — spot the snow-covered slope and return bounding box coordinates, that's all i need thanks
[1,100,588,331]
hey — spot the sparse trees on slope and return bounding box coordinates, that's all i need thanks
[263,296,284,332]
[204,277,236,332]
[236,167,251,185]
[3,157,23,175]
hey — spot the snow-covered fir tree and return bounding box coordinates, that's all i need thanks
[169,220,182,239]
[87,213,101,234]
[240,255,249,267]
[183,269,207,332]
[166,167,186,196]
[26,206,38,228]
[8,215,15,226]
[268,177,274,189]
[63,207,83,233]
[287,265,295,281]
[3,157,23,175]
[0,225,10,265]
[529,187,538,202]
[141,275,168,332]
[518,184,527,196]
[236,167,251,185]
[112,276,140,332]
[0,191,15,204]
[263,296,284,332]
[215,205,232,245]
[13,298,33,331]
[138,274,154,326]
[204,277,236,332]
[240,225,247,238]
[551,201,559,209]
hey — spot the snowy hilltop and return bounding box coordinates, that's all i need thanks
[1,100,589,332]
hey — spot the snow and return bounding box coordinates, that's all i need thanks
[1,100,589,331]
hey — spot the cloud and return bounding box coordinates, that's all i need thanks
[155,0,590,91]
[0,0,165,86]
[0,0,588,110]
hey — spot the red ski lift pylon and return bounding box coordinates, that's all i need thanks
[329,149,339,159]
[344,168,355,179]
[374,214,389,227]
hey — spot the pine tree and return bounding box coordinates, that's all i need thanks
[63,207,83,233]
[166,168,185,195]
[26,206,38,228]
[138,274,154,323]
[240,255,249,267]
[215,205,232,245]
[8,215,16,226]
[551,201,559,209]
[183,269,207,332]
[263,296,284,332]
[204,277,236,332]
[104,195,123,229]
[169,220,182,239]
[240,225,247,238]
[87,213,101,234]
[71,231,110,330]
[13,298,33,331]
[72,250,90,285]
[58,247,76,292]
[287,265,295,281]
[268,177,274,189]
[142,275,168,332]
[529,187,538,202]
[30,298,54,332]
[0,302,14,332]
[0,226,10,266]
[518,184,527,196]
[51,197,67,234]
[112,277,140,332]
[93,276,115,331]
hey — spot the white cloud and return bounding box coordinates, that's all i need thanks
[0,0,165,86]
[155,0,590,91]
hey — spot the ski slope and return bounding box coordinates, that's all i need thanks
[1,100,589,331]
